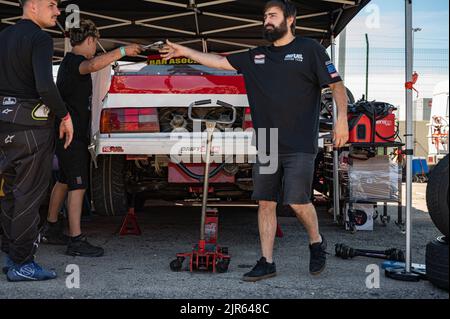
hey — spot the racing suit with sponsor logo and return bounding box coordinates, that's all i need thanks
[0,19,69,264]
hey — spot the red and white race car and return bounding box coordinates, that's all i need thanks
[89,57,257,216]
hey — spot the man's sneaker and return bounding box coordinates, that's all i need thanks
[309,234,328,275]
[242,257,277,282]
[2,255,14,274]
[66,235,104,257]
[6,261,57,282]
[40,221,69,245]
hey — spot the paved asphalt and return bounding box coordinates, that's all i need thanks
[0,183,448,299]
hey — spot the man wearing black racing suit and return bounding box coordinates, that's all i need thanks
[0,0,73,281]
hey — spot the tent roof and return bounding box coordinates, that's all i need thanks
[0,0,370,62]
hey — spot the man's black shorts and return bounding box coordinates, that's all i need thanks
[252,152,317,205]
[55,139,89,191]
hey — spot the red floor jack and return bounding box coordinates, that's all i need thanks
[170,100,235,273]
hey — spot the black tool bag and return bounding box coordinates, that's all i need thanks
[0,96,53,127]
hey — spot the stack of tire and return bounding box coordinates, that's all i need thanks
[426,154,449,291]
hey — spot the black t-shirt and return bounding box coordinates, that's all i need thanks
[56,52,92,143]
[227,36,342,154]
[0,19,68,132]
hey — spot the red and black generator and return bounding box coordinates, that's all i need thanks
[348,101,398,144]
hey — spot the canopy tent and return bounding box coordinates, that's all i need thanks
[0,0,370,62]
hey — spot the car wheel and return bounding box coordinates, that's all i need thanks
[91,155,127,216]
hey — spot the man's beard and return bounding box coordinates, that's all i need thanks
[263,19,289,43]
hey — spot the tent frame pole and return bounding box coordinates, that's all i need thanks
[330,33,340,224]
[404,0,414,275]
[385,0,420,282]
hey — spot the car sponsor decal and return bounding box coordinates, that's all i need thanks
[102,146,125,153]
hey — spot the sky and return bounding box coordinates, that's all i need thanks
[337,0,449,120]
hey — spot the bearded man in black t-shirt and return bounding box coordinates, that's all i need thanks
[160,0,349,281]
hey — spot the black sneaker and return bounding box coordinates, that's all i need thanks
[40,221,69,245]
[242,257,277,282]
[309,234,328,275]
[66,235,104,257]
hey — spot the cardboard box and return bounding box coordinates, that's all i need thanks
[349,155,399,201]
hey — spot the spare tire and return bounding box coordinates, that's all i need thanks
[426,154,449,237]
[91,155,127,216]
[426,237,449,291]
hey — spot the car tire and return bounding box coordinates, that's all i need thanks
[91,155,127,216]
[426,236,449,291]
[426,154,449,237]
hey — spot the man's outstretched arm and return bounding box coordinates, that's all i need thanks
[160,40,236,71]
[79,44,143,75]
